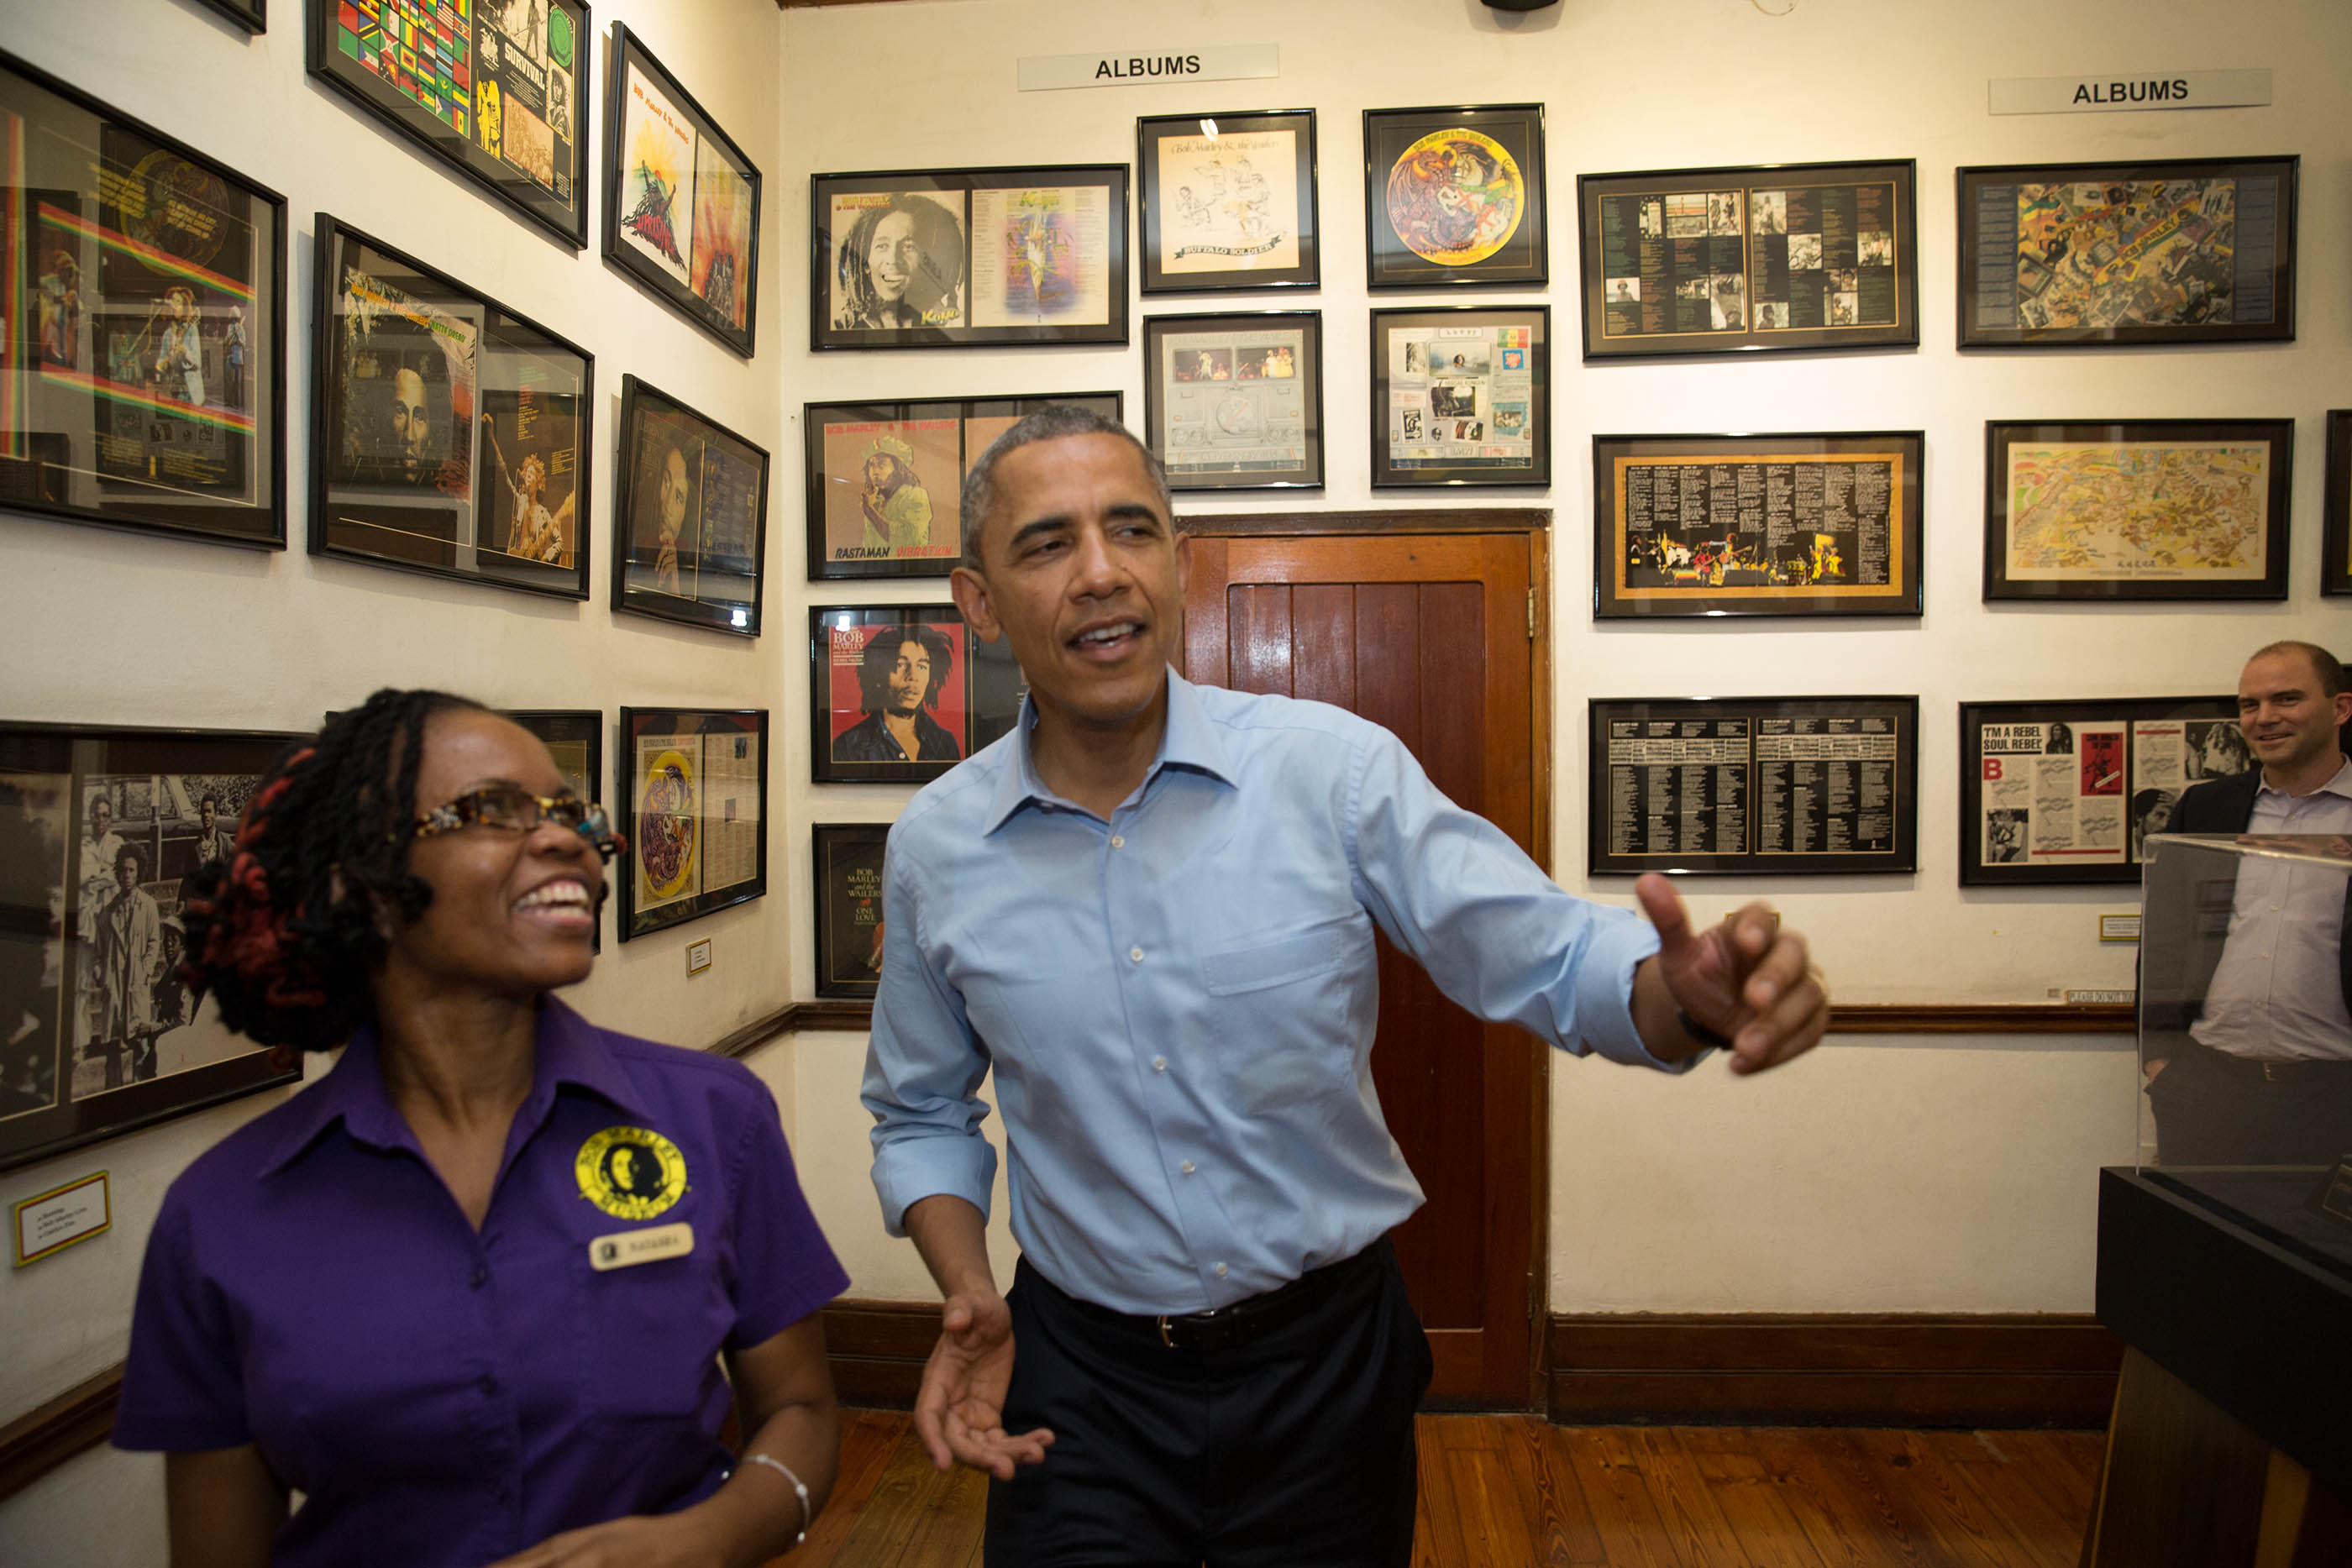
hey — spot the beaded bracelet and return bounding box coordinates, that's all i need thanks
[746,1452,810,1546]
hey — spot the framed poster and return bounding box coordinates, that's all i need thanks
[1956,156,2297,349]
[1370,305,1548,488]
[2323,411,2352,597]
[810,606,1027,785]
[805,391,1121,581]
[0,50,286,548]
[1145,312,1323,491]
[1362,104,1546,289]
[0,723,306,1173]
[1589,697,1919,877]
[811,823,890,1000]
[191,0,266,30]
[1959,697,2244,887]
[811,165,1130,350]
[601,23,760,356]
[1593,431,1923,619]
[1983,418,2291,602]
[1576,160,1918,359]
[1136,108,1318,294]
[306,0,590,248]
[616,707,766,942]
[311,215,592,600]
[507,709,603,948]
[612,376,767,634]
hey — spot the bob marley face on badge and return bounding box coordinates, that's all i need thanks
[575,1125,688,1220]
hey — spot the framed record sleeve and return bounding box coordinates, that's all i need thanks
[810,606,1026,785]
[617,707,767,942]
[613,376,768,634]
[1370,305,1548,488]
[1145,312,1323,492]
[1362,103,1546,289]
[1137,108,1319,294]
[811,822,889,1000]
[2324,410,2352,596]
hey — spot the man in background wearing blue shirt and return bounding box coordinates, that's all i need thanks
[863,407,1833,1566]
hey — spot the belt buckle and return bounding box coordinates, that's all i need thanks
[1156,1314,1177,1350]
[2264,1061,2282,1082]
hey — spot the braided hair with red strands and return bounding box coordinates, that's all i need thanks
[179,689,489,1055]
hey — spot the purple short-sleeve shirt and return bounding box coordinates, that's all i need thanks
[114,997,848,1568]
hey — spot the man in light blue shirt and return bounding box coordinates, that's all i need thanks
[863,407,1831,1566]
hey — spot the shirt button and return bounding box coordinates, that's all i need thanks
[1152,1056,1168,1072]
[1110,835,1126,849]
[1181,1160,1195,1176]
[469,1266,488,1289]
[1129,946,1144,963]
[1214,1261,1229,1278]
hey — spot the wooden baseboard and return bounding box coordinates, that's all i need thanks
[822,1299,943,1409]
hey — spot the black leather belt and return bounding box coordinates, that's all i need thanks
[2187,1041,2352,1083]
[1039,1242,1383,1354]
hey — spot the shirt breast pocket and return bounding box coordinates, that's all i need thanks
[1198,914,1373,1115]
[575,1237,731,1423]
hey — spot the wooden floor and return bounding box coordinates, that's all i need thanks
[780,1409,2105,1567]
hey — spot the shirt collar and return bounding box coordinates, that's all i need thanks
[2255,756,2352,805]
[982,667,1236,835]
[255,994,649,1178]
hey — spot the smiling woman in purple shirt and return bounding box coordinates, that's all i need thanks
[113,689,849,1568]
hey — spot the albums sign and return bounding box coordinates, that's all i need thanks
[1018,44,1279,92]
[1988,68,2271,115]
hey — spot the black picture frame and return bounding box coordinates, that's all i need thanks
[612,375,768,635]
[1958,697,2246,887]
[1362,103,1546,289]
[1588,697,1919,877]
[0,721,307,1173]
[0,49,287,550]
[810,606,1026,785]
[1592,431,1924,619]
[507,709,604,950]
[1145,312,1323,492]
[811,822,890,1000]
[2324,411,2352,597]
[310,213,594,600]
[1137,108,1319,294]
[189,0,266,31]
[1575,160,1919,359]
[1956,155,2297,349]
[600,23,761,357]
[305,0,591,249]
[1983,417,2292,602]
[616,706,767,942]
[811,164,1131,350]
[1369,305,1549,488]
[805,391,1121,581]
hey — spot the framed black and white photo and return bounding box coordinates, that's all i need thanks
[811,165,1130,350]
[1362,104,1546,289]
[602,23,760,356]
[612,375,767,634]
[0,50,287,549]
[811,823,890,1000]
[617,707,766,942]
[1145,312,1323,492]
[1959,697,2244,887]
[805,391,1121,581]
[1370,305,1548,488]
[311,215,593,600]
[306,0,591,248]
[810,606,1026,785]
[1983,418,2291,602]
[0,722,306,1173]
[1137,108,1319,294]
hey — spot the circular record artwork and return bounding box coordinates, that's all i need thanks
[638,747,698,899]
[1384,128,1525,267]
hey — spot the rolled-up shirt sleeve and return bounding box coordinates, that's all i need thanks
[864,842,1000,1235]
[114,1194,250,1453]
[1344,724,1698,1072]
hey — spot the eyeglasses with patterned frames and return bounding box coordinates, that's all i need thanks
[410,787,624,861]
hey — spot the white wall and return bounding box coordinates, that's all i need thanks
[772,0,2352,1313]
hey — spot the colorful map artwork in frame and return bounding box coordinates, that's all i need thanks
[333,0,471,137]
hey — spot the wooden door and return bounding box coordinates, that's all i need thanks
[1181,528,1546,1407]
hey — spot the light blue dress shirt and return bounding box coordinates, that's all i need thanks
[864,669,1683,1315]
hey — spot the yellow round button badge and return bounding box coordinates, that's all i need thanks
[575,1126,689,1220]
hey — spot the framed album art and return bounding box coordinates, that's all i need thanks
[305,0,591,248]
[612,376,768,634]
[1136,108,1319,294]
[810,606,1026,785]
[192,0,266,30]
[0,722,307,1173]
[507,709,604,948]
[1982,418,2292,602]
[1592,431,1923,619]
[1145,312,1323,492]
[1588,697,1919,878]
[1370,306,1548,488]
[601,23,760,356]
[1958,696,2244,887]
[811,823,890,1000]
[2324,411,2352,596]
[805,391,1121,580]
[311,215,593,600]
[0,50,286,548]
[616,707,767,942]
[1576,160,1918,359]
[811,165,1131,350]
[1956,156,2297,349]
[1362,104,1546,289]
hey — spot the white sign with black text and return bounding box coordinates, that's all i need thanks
[1989,69,2271,116]
[1018,44,1278,93]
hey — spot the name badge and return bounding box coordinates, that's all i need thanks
[589,1221,694,1272]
